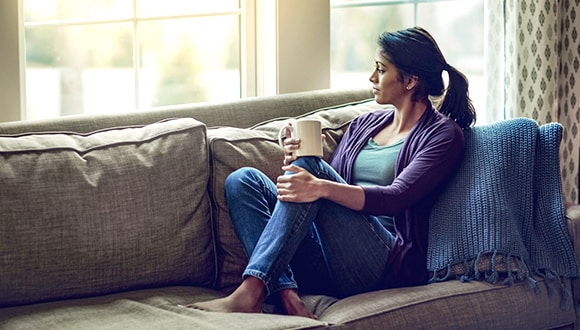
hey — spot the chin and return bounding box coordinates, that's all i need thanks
[374,97,387,104]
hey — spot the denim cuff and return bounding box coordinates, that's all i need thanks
[243,269,297,297]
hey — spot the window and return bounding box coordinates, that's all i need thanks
[330,0,485,121]
[23,0,246,120]
[2,1,484,122]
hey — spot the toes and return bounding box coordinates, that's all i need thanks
[178,303,208,311]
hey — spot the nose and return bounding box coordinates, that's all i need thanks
[369,70,376,83]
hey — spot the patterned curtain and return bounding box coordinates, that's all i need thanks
[484,0,580,203]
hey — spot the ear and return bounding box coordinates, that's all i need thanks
[405,75,419,91]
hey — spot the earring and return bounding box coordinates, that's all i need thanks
[406,86,412,90]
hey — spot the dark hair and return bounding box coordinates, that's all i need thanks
[377,27,476,129]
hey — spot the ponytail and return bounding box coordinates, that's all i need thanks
[438,64,476,129]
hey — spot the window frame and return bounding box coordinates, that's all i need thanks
[20,1,254,120]
[331,0,458,21]
[1,0,467,123]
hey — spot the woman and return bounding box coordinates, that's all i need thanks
[188,26,476,318]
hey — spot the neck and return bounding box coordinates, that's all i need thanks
[372,100,429,146]
[391,100,429,133]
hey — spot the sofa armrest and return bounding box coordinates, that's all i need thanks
[565,203,580,309]
[565,203,580,252]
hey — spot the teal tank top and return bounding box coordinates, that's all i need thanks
[352,137,403,187]
[352,137,404,233]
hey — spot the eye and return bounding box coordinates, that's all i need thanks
[373,62,386,75]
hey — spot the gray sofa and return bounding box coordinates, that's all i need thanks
[0,88,578,330]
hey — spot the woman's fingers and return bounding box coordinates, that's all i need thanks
[283,137,300,165]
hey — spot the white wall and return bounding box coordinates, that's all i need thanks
[0,0,23,122]
[277,0,330,94]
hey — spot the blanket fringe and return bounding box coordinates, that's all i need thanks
[527,275,541,295]
[515,257,527,280]
[428,251,573,310]
[532,269,573,310]
[473,253,482,281]
[459,259,472,283]
[501,253,514,286]
[560,280,572,310]
[484,251,499,284]
[428,263,452,282]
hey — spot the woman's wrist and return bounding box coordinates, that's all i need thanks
[317,179,332,199]
[320,180,366,211]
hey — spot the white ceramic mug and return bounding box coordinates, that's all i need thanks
[278,119,323,157]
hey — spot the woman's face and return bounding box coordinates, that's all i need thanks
[369,48,407,105]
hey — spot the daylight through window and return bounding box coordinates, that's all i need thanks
[23,0,242,119]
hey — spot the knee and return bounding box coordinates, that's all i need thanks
[289,157,343,183]
[225,167,269,198]
[289,156,323,173]
[225,167,257,190]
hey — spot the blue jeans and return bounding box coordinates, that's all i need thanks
[225,156,395,298]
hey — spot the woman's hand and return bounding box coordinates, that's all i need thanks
[276,164,322,203]
[277,164,367,210]
[281,124,326,165]
[282,131,300,165]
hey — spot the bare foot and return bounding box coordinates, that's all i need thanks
[185,277,265,313]
[186,295,261,313]
[278,289,317,319]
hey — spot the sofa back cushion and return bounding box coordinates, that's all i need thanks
[207,100,388,290]
[0,118,214,307]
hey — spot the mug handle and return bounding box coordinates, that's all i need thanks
[278,124,294,148]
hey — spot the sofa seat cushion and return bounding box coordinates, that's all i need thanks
[304,278,576,329]
[0,287,328,330]
[206,99,388,290]
[0,280,574,330]
[0,118,214,307]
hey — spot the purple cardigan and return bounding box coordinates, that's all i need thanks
[329,105,465,288]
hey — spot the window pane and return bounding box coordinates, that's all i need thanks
[139,16,240,107]
[24,0,132,22]
[417,1,485,122]
[331,4,414,89]
[331,0,486,122]
[137,0,239,17]
[25,23,134,119]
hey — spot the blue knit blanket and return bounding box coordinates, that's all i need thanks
[427,118,578,300]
